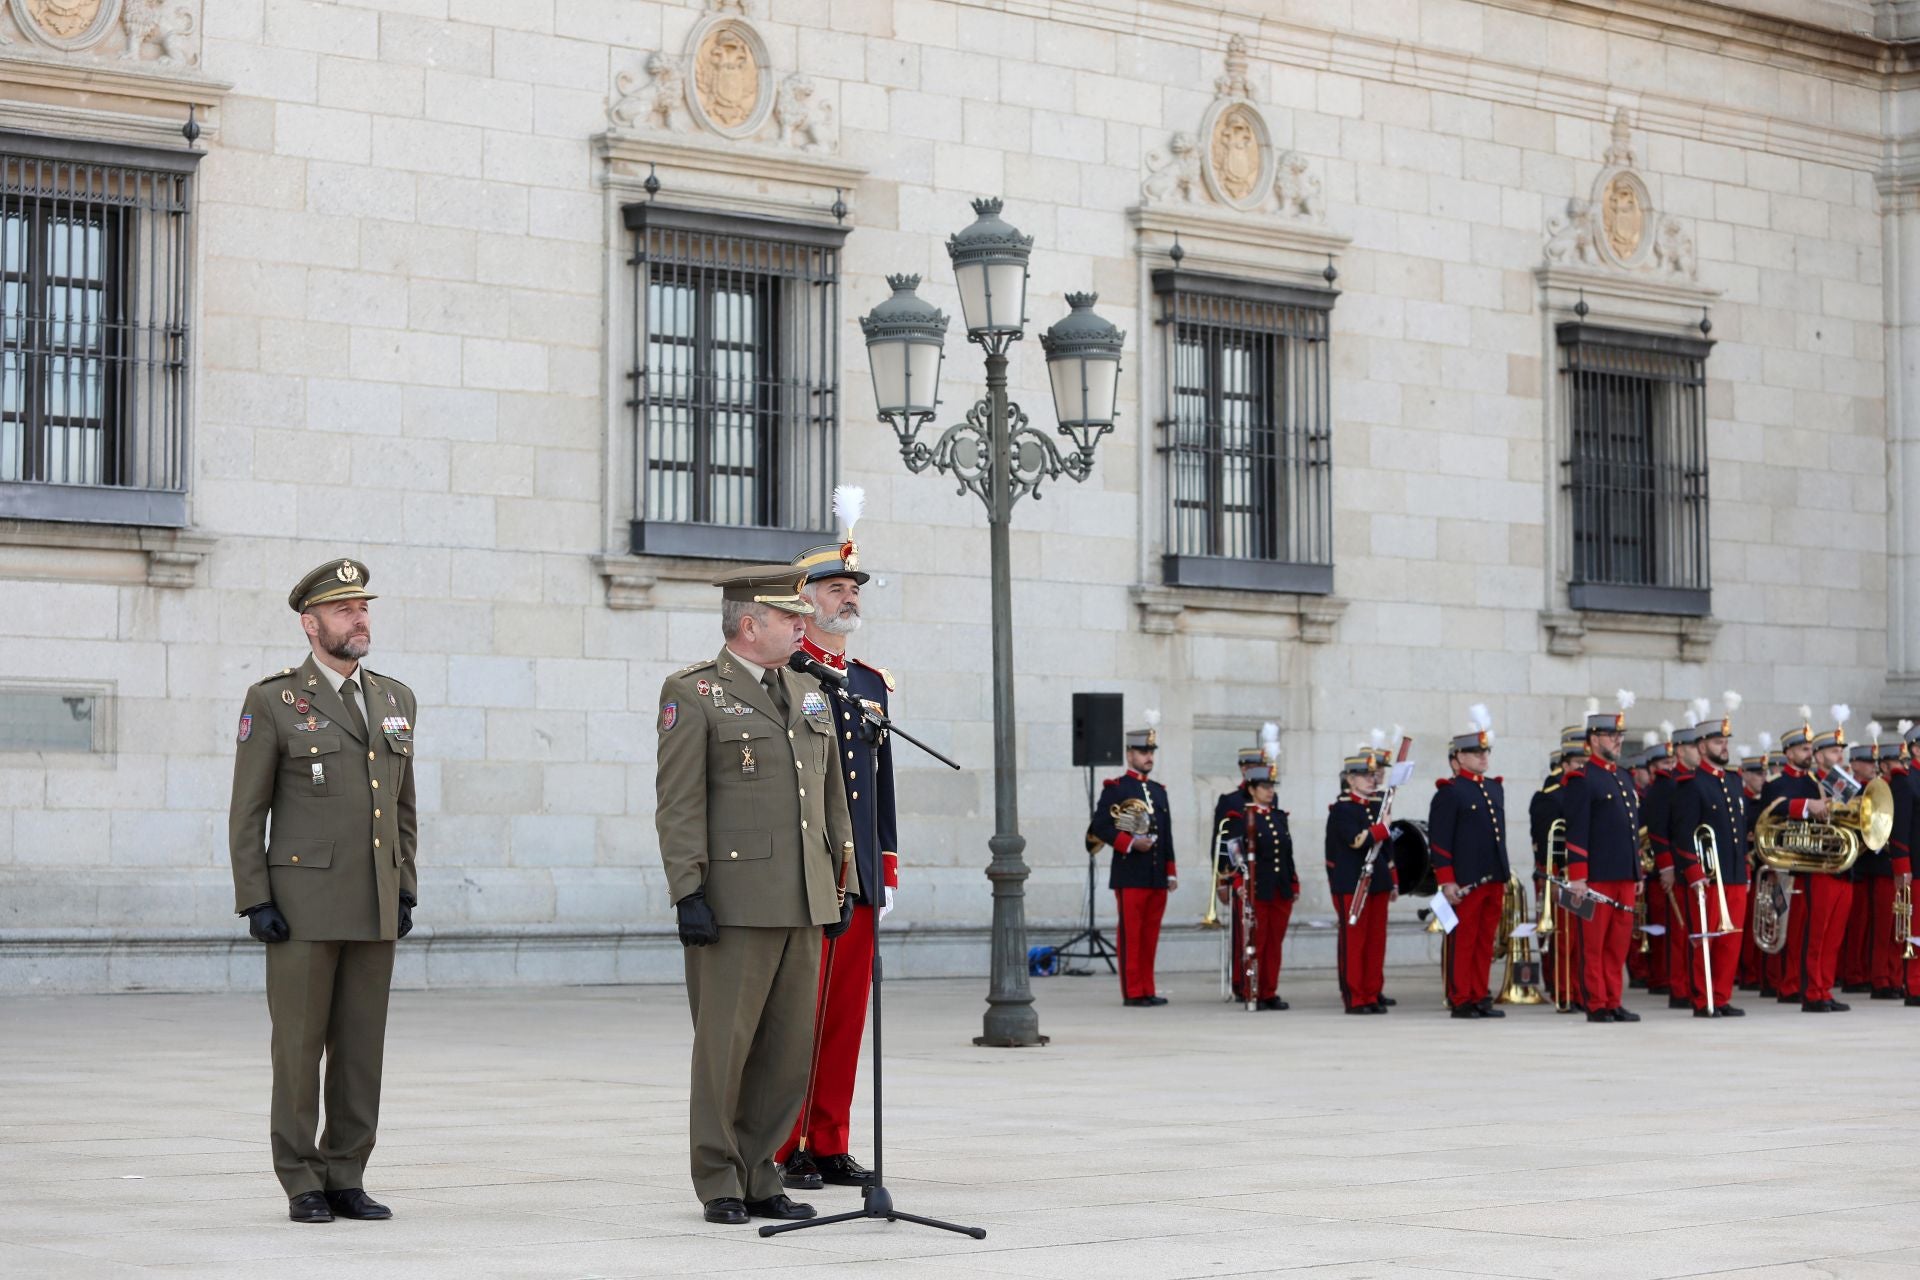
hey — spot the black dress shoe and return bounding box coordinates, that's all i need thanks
[814,1153,876,1186]
[1611,1007,1641,1022]
[1718,1004,1746,1016]
[1801,1000,1831,1012]
[1345,1004,1382,1015]
[1377,996,1397,1007]
[1842,982,1871,994]
[704,1197,749,1225]
[1256,997,1288,1011]
[1759,984,1777,998]
[1477,1001,1506,1018]
[1123,996,1153,1007]
[1830,999,1851,1012]
[1628,976,1648,989]
[323,1189,390,1221]
[1647,985,1671,996]
[1777,992,1800,1003]
[1450,1005,1482,1019]
[780,1152,823,1191]
[1905,996,1920,1007]
[1146,995,1169,1005]
[1667,996,1691,1010]
[744,1194,815,1221]
[1586,1009,1615,1023]
[288,1191,333,1224]
[1873,987,1903,1000]
[1693,1007,1718,1018]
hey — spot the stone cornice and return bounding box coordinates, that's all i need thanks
[597,130,866,225]
[1129,202,1349,287]
[0,51,228,148]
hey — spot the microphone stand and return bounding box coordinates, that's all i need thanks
[763,655,983,1242]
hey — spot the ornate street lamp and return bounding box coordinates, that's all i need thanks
[861,198,1125,1048]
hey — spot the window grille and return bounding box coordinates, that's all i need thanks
[1557,322,1712,616]
[1153,268,1334,594]
[623,203,847,561]
[0,132,197,528]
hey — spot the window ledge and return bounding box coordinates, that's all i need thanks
[1131,584,1347,642]
[0,520,212,589]
[1540,609,1721,663]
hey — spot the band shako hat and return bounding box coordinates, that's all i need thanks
[793,485,872,585]
[289,559,377,612]
[1810,703,1849,752]
[1587,690,1632,735]
[1449,704,1492,755]
[1125,708,1160,751]
[1780,706,1814,750]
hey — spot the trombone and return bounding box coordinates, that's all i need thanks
[1690,824,1737,1015]
[1540,818,1573,1012]
[1202,814,1234,930]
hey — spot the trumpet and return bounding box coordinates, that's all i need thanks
[1896,878,1915,962]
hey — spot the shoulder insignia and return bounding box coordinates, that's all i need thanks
[1434,778,1452,789]
[674,658,719,678]
[363,670,412,694]
[256,667,296,686]
[1101,775,1126,788]
[851,658,896,692]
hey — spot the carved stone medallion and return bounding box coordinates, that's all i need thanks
[1601,172,1648,264]
[1210,106,1263,204]
[13,0,118,50]
[691,21,763,134]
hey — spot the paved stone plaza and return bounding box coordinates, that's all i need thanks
[4,970,1919,1279]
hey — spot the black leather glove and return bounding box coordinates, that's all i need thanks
[676,890,719,947]
[398,894,415,939]
[243,902,290,944]
[823,895,853,940]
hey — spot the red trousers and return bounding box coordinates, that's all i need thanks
[1115,887,1167,1000]
[1792,873,1852,1004]
[1442,882,1501,1009]
[1253,897,1293,1000]
[1658,879,1693,1001]
[1860,878,1901,991]
[1841,878,1872,987]
[1737,884,1763,986]
[1578,880,1637,1013]
[1768,877,1803,996]
[1641,877,1669,989]
[1332,892,1388,1009]
[1685,883,1748,1012]
[776,905,875,1162]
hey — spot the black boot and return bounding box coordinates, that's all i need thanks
[781,1151,823,1191]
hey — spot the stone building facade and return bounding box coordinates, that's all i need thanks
[2,0,1917,991]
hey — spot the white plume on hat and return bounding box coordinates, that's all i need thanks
[1737,743,1753,758]
[1369,727,1386,750]
[1144,708,1161,729]
[1798,704,1813,722]
[1586,696,1601,715]
[1759,731,1775,752]
[1260,722,1281,758]
[1659,719,1675,740]
[1830,703,1850,728]
[1467,703,1492,733]
[1641,729,1660,747]
[1617,689,1636,711]
[1723,690,1743,713]
[1901,720,1915,738]
[1868,721,1883,744]
[1689,696,1711,727]
[831,484,865,534]
[1391,722,1403,744]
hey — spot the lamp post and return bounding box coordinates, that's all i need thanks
[861,198,1125,1047]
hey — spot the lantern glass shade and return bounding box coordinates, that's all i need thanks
[867,334,944,418]
[1039,292,1126,438]
[946,198,1033,338]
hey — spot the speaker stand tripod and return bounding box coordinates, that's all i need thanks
[759,899,985,1241]
[1052,766,1118,975]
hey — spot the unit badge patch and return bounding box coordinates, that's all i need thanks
[237,714,252,743]
[660,701,678,731]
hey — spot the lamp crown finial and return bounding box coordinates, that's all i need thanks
[886,273,922,292]
[970,196,1005,218]
[1064,291,1098,309]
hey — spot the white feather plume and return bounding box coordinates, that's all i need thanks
[1901,720,1915,738]
[1641,730,1660,747]
[1467,703,1492,733]
[1260,722,1281,756]
[1830,703,1851,727]
[1369,726,1386,749]
[1868,721,1883,744]
[1737,743,1753,759]
[1659,719,1674,739]
[1586,696,1601,715]
[1617,689,1636,711]
[1723,690,1743,713]
[1798,704,1813,722]
[1143,708,1161,729]
[1690,696,1711,726]
[1759,731,1774,752]
[1391,723,1403,744]
[831,484,865,534]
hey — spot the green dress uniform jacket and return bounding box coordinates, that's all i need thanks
[229,655,419,940]
[655,645,852,925]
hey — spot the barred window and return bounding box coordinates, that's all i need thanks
[623,203,847,561]
[1152,269,1334,595]
[0,133,197,528]
[1558,323,1713,616]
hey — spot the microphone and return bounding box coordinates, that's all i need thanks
[787,649,846,687]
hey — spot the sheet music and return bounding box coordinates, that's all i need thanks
[1428,893,1459,933]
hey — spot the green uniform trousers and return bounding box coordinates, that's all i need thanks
[265,939,396,1197]
[685,925,821,1203]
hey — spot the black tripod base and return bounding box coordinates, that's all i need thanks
[757,1184,986,1239]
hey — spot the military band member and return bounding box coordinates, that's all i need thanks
[656,564,854,1225]
[1867,735,1911,999]
[1428,710,1510,1019]
[1762,710,1853,1011]
[1655,717,1704,1010]
[1239,762,1297,1009]
[1759,715,1820,1003]
[1532,729,1583,1003]
[777,521,898,1192]
[1840,734,1887,995]
[1561,696,1643,1022]
[228,559,417,1224]
[1736,740,1771,991]
[1088,721,1177,1006]
[1326,751,1396,1014]
[1671,706,1748,1017]
[1631,733,1672,994]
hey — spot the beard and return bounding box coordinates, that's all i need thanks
[316,618,370,662]
[815,604,862,637]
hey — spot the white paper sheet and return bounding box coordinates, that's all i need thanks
[1428,892,1459,933]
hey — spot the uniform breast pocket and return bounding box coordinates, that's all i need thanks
[286,734,343,797]
[717,725,775,781]
[803,714,835,774]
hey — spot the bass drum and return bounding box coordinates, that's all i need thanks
[1388,818,1434,898]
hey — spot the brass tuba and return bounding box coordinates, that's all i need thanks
[1751,865,1791,955]
[1495,875,1545,1005]
[1752,778,1893,876]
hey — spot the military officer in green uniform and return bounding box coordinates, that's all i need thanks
[655,563,855,1225]
[228,558,419,1224]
